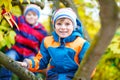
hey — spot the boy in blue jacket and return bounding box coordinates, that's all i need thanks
[19,8,90,80]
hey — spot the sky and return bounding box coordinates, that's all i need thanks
[39,0,52,22]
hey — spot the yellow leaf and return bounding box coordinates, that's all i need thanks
[3,0,12,11]
[49,3,53,8]
[0,32,3,41]
[73,0,81,4]
[41,17,51,33]
[8,30,16,44]
[60,2,65,8]
[19,0,23,3]
[26,0,30,4]
[11,6,21,16]
[0,1,4,7]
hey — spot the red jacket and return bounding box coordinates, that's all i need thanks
[11,15,47,57]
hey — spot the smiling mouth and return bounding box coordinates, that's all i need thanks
[59,31,68,33]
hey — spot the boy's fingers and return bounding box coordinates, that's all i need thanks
[17,61,23,66]
[17,61,26,67]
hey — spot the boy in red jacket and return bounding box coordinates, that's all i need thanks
[0,4,47,80]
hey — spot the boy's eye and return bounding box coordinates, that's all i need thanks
[57,23,62,25]
[27,13,31,16]
[65,23,70,26]
[33,13,37,16]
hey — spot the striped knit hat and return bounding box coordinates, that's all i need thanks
[52,8,77,29]
[24,4,41,18]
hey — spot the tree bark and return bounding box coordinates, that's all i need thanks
[11,0,45,14]
[0,51,41,80]
[73,0,119,80]
[11,0,45,9]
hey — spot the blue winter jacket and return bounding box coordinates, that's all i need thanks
[28,30,90,80]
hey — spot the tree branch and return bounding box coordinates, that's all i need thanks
[11,0,44,9]
[0,51,41,80]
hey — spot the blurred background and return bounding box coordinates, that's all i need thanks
[0,0,120,80]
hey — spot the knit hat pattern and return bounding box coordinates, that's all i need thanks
[24,4,41,18]
[52,8,77,29]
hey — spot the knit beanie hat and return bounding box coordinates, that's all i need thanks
[24,4,41,18]
[52,8,84,38]
[52,8,77,29]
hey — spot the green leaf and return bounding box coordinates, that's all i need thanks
[0,37,6,49]
[8,30,16,44]
[0,25,9,31]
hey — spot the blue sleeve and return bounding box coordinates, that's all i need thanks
[79,41,90,62]
[38,39,51,69]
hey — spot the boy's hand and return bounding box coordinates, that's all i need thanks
[17,61,28,68]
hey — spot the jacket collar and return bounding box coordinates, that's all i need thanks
[52,30,82,43]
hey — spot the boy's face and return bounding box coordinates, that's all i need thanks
[25,11,39,25]
[55,18,74,38]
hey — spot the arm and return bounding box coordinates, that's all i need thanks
[79,41,90,63]
[19,39,50,72]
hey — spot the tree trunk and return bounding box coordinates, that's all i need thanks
[73,0,119,80]
[0,51,41,80]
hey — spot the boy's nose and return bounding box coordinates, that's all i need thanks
[61,25,66,29]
